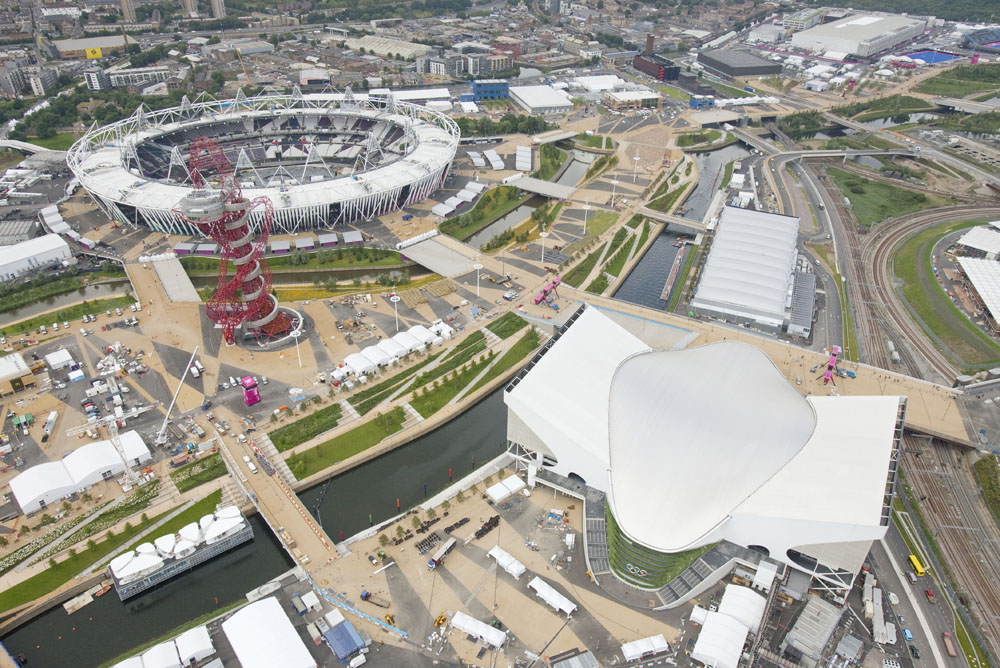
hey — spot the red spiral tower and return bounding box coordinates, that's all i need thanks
[173,137,292,346]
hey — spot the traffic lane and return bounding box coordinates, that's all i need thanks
[882,523,955,662]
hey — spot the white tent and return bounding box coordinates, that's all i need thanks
[407,324,437,346]
[360,345,391,367]
[9,462,75,513]
[377,338,407,359]
[528,577,576,615]
[752,561,778,593]
[451,611,507,648]
[692,610,750,668]
[343,353,376,376]
[45,348,74,370]
[430,321,455,339]
[222,597,317,668]
[111,658,144,668]
[485,475,526,503]
[392,331,424,353]
[718,584,766,634]
[175,625,215,664]
[621,635,669,662]
[141,641,182,668]
[487,545,526,579]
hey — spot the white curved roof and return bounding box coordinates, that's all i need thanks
[377,338,407,358]
[199,514,215,531]
[360,345,391,366]
[205,516,244,544]
[407,324,436,345]
[175,625,214,664]
[9,462,74,512]
[692,610,749,668]
[109,551,135,574]
[216,505,240,519]
[717,584,767,635]
[141,641,181,668]
[392,331,423,353]
[135,542,156,555]
[174,539,196,556]
[154,534,176,556]
[344,353,375,376]
[222,597,316,668]
[113,553,163,581]
[178,522,201,543]
[112,657,144,668]
[608,343,816,551]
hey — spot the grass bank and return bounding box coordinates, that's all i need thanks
[170,455,227,493]
[1,295,134,336]
[467,328,540,395]
[564,243,607,288]
[26,132,77,151]
[439,186,528,241]
[826,167,949,226]
[269,402,343,452]
[286,406,406,480]
[179,247,403,274]
[486,312,528,340]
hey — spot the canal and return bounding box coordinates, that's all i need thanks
[2,390,508,667]
[612,228,684,311]
[680,143,751,223]
[3,281,131,322]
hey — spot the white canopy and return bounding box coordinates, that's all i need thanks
[45,348,74,369]
[429,321,454,339]
[175,625,214,664]
[621,634,669,662]
[452,611,506,648]
[718,585,766,635]
[222,597,317,668]
[344,353,376,376]
[407,324,436,345]
[376,338,407,359]
[204,516,244,544]
[692,611,749,668]
[141,641,182,668]
[487,545,526,579]
[392,331,424,353]
[360,345,391,367]
[154,534,176,556]
[432,203,455,217]
[112,553,163,583]
[485,475,526,503]
[111,658,144,668]
[178,522,201,543]
[528,577,576,615]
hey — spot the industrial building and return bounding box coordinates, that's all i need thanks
[954,225,1000,260]
[697,50,782,79]
[509,85,573,115]
[602,90,660,112]
[0,353,36,396]
[470,78,509,100]
[957,257,1000,333]
[343,35,432,60]
[790,13,927,58]
[10,431,152,514]
[691,207,815,337]
[633,53,680,81]
[504,306,905,608]
[0,234,73,281]
[52,35,138,59]
[780,7,826,31]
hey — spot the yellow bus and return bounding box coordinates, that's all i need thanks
[909,554,926,577]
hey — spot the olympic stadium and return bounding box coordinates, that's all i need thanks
[505,306,905,609]
[66,90,460,235]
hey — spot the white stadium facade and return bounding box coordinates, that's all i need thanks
[505,306,905,608]
[67,90,460,235]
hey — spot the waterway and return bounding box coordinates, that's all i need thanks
[3,389,508,666]
[680,143,751,223]
[612,228,683,311]
[857,112,940,130]
[187,265,428,290]
[3,281,131,322]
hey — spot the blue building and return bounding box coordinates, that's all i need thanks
[471,78,509,101]
[689,95,715,110]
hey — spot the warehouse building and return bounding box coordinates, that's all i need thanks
[633,53,680,81]
[955,226,1000,260]
[0,234,73,281]
[343,35,432,60]
[53,35,137,59]
[602,90,660,112]
[790,14,927,58]
[509,85,573,115]
[691,207,814,337]
[697,50,782,79]
[0,353,35,396]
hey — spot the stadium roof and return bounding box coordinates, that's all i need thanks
[691,207,800,330]
[794,13,925,42]
[958,257,1000,319]
[222,597,316,668]
[957,226,1000,257]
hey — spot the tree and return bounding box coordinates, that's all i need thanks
[209,71,225,94]
[68,547,76,557]
[0,536,8,548]
[378,533,389,546]
[456,490,465,502]
[412,515,422,528]
[87,539,96,550]
[396,525,405,538]
[270,412,278,423]
[427,507,437,519]
[62,501,73,514]
[49,558,57,569]
[442,499,451,511]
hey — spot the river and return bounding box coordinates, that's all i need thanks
[680,143,751,222]
[3,281,131,322]
[612,228,684,311]
[2,390,508,667]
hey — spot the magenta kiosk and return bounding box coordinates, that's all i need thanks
[241,376,261,406]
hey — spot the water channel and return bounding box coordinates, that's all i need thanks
[3,281,131,322]
[680,143,751,223]
[2,390,507,667]
[612,228,683,311]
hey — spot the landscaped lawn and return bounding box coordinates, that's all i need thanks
[676,130,721,147]
[533,144,567,181]
[826,167,949,226]
[26,132,77,151]
[286,407,407,480]
[605,235,637,278]
[894,220,1000,370]
[467,328,540,394]
[916,64,1000,97]
[439,186,528,241]
[647,185,687,213]
[347,353,440,416]
[410,353,493,417]
[180,248,404,274]
[1,296,134,336]
[170,454,227,493]
[269,402,342,452]
[564,242,607,288]
[486,312,528,339]
[667,244,698,311]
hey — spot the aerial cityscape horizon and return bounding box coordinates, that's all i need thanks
[0,0,999,667]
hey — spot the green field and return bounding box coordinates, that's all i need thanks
[667,245,698,311]
[467,327,540,395]
[894,221,1000,370]
[916,64,1000,97]
[564,242,607,287]
[656,85,688,102]
[647,185,687,213]
[676,130,721,147]
[1,295,135,336]
[410,352,492,417]
[486,312,528,339]
[179,247,403,274]
[533,143,567,181]
[269,402,342,452]
[585,274,608,294]
[605,234,637,278]
[26,132,77,151]
[833,94,935,122]
[439,186,528,240]
[0,276,85,315]
[973,456,1000,530]
[170,454,227,493]
[826,167,948,226]
[286,406,406,480]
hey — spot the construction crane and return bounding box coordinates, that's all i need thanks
[155,345,198,447]
[234,48,250,83]
[65,405,156,487]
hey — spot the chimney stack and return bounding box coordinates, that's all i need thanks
[645,34,654,56]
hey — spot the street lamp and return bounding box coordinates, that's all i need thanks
[291,329,302,369]
[539,231,549,265]
[611,178,619,205]
[633,153,640,183]
[389,289,401,333]
[473,258,484,298]
[582,201,591,236]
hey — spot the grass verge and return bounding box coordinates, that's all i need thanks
[170,454,227,493]
[1,295,134,336]
[605,235,637,278]
[286,406,406,480]
[826,167,948,227]
[564,243,607,288]
[467,328,540,395]
[667,245,698,312]
[410,351,494,417]
[269,402,343,452]
[26,132,77,151]
[486,312,528,339]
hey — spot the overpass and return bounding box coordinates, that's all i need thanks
[639,207,707,232]
[932,96,1000,114]
[0,139,61,154]
[508,174,576,200]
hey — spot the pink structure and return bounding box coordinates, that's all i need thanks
[241,375,260,406]
[534,276,562,308]
[823,346,840,385]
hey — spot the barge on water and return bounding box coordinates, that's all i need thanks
[107,505,254,600]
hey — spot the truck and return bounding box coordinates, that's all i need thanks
[194,425,206,439]
[291,594,307,616]
[942,632,958,658]
[925,589,935,604]
[360,590,390,608]
[195,360,205,373]
[170,454,190,468]
[427,537,457,570]
[242,455,258,474]
[189,365,200,378]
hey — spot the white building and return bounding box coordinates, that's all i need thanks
[0,234,72,281]
[10,431,152,513]
[504,307,905,606]
[790,14,927,58]
[222,597,316,668]
[509,85,573,115]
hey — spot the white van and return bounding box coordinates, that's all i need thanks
[242,454,258,474]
